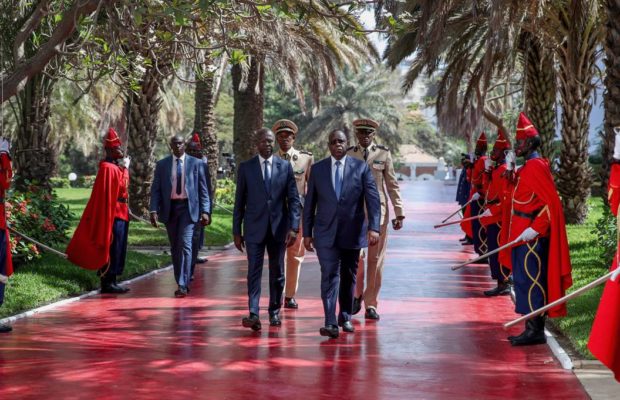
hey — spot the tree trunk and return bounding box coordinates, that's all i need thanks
[126,66,168,215]
[523,36,557,160]
[13,72,57,192]
[555,0,599,224]
[601,0,620,201]
[194,74,219,200]
[232,55,264,163]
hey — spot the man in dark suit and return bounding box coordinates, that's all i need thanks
[233,128,301,331]
[303,129,381,339]
[150,135,211,298]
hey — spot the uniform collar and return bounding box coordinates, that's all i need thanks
[278,148,295,160]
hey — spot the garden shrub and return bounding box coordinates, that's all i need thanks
[50,177,71,188]
[215,178,235,206]
[592,205,618,268]
[6,184,73,264]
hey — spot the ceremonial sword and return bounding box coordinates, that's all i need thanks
[7,226,68,259]
[451,238,522,271]
[434,214,482,229]
[440,199,473,223]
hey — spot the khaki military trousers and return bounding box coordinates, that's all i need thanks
[285,220,305,298]
[356,214,389,310]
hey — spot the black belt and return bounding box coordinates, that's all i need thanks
[512,209,542,220]
[486,199,500,205]
[117,198,128,203]
[171,198,188,203]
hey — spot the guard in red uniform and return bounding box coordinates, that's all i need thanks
[0,138,14,333]
[66,128,131,294]
[587,127,620,381]
[468,132,489,256]
[500,113,572,346]
[479,129,512,296]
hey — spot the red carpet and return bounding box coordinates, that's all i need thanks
[0,181,587,399]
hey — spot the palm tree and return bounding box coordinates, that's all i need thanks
[378,0,603,223]
[227,6,378,162]
[297,67,402,152]
[601,0,620,199]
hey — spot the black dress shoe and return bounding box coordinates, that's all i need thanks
[197,257,208,264]
[352,296,362,315]
[242,314,262,331]
[174,287,188,298]
[284,297,298,309]
[483,282,510,297]
[339,321,354,333]
[101,284,130,294]
[365,308,380,320]
[269,314,282,326]
[319,325,339,339]
[0,323,12,333]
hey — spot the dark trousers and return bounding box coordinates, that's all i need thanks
[512,238,549,315]
[190,224,205,277]
[107,218,129,277]
[165,200,195,289]
[486,223,511,282]
[0,229,7,306]
[316,246,361,326]
[471,199,487,255]
[245,230,286,316]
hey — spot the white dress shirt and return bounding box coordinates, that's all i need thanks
[171,153,188,199]
[331,155,347,190]
[258,154,274,181]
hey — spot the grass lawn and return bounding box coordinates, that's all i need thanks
[55,188,233,247]
[552,197,611,359]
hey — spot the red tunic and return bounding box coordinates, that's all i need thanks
[460,157,487,236]
[0,153,13,276]
[66,160,128,270]
[587,163,620,381]
[499,156,572,318]
[480,163,508,227]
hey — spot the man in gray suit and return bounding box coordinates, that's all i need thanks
[150,135,211,297]
[233,128,301,331]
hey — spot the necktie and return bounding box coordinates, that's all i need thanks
[176,158,182,195]
[363,148,369,161]
[334,160,342,199]
[264,160,271,194]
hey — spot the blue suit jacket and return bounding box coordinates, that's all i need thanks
[233,155,301,243]
[303,156,380,249]
[149,155,211,224]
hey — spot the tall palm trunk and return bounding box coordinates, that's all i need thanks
[601,0,620,200]
[14,72,57,192]
[522,36,557,160]
[127,66,168,215]
[232,55,264,162]
[194,54,228,200]
[555,0,600,224]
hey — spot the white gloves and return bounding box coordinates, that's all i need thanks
[484,158,493,170]
[0,273,7,284]
[471,192,481,201]
[505,150,516,171]
[479,209,493,218]
[0,137,10,155]
[613,127,620,160]
[517,227,539,243]
[611,267,620,282]
[123,156,131,169]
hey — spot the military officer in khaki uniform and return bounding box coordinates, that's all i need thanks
[348,118,405,320]
[273,119,314,309]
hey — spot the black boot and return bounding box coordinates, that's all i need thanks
[112,275,130,293]
[484,280,511,296]
[510,316,546,346]
[461,237,473,245]
[101,275,129,294]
